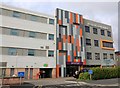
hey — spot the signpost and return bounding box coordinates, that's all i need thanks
[18,72,24,85]
[88,70,93,80]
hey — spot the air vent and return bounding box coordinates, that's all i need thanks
[40,46,44,49]
[46,46,49,49]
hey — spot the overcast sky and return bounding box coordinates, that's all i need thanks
[1,0,119,51]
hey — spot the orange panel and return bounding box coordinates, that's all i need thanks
[80,28,82,37]
[74,50,76,56]
[70,12,73,24]
[76,13,78,23]
[68,55,71,62]
[74,59,76,62]
[58,42,62,50]
[100,39,115,51]
[56,65,59,78]
[83,59,86,65]
[63,35,66,43]
[80,16,83,24]
[76,25,78,29]
[78,59,80,62]
[78,46,80,51]
[71,36,74,44]
[58,20,62,25]
[76,38,79,47]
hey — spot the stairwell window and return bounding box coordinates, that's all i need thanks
[49,19,54,25]
[49,34,54,40]
[13,11,21,18]
[29,31,36,38]
[48,50,54,57]
[10,29,19,36]
[8,48,17,55]
[28,49,35,56]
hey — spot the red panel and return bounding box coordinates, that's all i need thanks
[58,20,62,25]
[78,59,80,62]
[63,35,66,43]
[71,36,74,44]
[83,59,86,65]
[80,16,83,24]
[74,50,76,56]
[76,13,78,23]
[56,65,59,78]
[80,28,82,38]
[74,59,76,62]
[58,42,62,50]
[68,55,71,62]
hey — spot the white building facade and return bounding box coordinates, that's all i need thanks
[0,4,56,79]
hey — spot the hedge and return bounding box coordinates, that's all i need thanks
[79,67,120,80]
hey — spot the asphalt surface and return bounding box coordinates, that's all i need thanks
[2,77,120,88]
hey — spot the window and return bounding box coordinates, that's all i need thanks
[87,52,92,60]
[86,38,91,46]
[28,49,35,56]
[49,34,54,40]
[30,15,38,21]
[49,19,54,25]
[13,11,21,18]
[10,68,14,76]
[48,50,54,57]
[103,53,107,59]
[101,29,105,36]
[95,53,100,60]
[107,31,111,37]
[93,28,98,34]
[29,31,36,38]
[103,42,113,48]
[8,48,17,55]
[110,54,114,59]
[94,40,99,47]
[85,26,90,33]
[10,29,19,36]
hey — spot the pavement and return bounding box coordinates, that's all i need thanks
[2,77,120,88]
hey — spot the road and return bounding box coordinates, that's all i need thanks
[2,77,119,88]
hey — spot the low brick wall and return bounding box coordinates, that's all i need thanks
[0,77,24,85]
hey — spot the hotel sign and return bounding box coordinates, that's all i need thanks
[66,62,83,65]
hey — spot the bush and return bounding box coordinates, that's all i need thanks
[79,67,120,80]
[79,72,89,80]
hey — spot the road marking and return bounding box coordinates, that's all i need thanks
[65,81,119,87]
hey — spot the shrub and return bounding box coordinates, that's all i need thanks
[79,72,89,80]
[79,67,120,80]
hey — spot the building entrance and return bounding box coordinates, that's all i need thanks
[66,66,79,77]
[40,68,52,78]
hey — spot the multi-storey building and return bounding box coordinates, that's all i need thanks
[0,4,115,79]
[0,4,56,79]
[84,19,115,67]
[56,9,115,77]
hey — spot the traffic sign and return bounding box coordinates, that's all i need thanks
[88,70,93,74]
[18,72,24,77]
